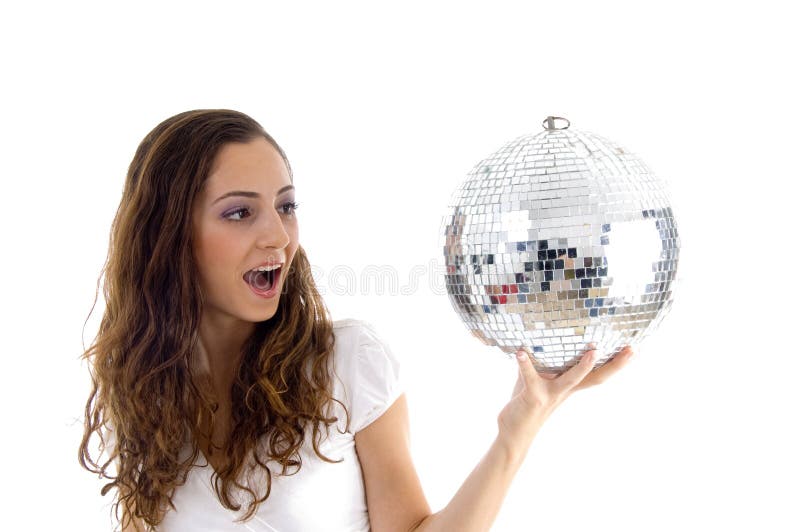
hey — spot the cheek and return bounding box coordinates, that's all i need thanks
[194,226,239,282]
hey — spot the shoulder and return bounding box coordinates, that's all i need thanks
[331,318,365,338]
[331,318,387,351]
[328,318,404,434]
[330,318,398,370]
[332,317,378,334]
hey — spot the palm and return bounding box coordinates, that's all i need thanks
[498,344,634,447]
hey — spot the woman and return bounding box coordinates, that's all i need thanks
[79,109,634,531]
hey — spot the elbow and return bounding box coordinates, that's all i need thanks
[408,512,436,532]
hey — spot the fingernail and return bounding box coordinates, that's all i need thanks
[516,350,526,360]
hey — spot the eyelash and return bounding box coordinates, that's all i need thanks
[224,202,299,222]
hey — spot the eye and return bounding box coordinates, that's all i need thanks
[223,202,298,222]
[223,206,252,221]
[280,201,300,216]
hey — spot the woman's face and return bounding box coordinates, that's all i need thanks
[192,137,299,326]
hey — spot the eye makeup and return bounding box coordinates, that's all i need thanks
[220,198,298,222]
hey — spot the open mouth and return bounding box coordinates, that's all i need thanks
[243,266,281,294]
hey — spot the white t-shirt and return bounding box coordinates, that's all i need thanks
[105,318,403,531]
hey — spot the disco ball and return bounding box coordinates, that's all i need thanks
[440,116,680,374]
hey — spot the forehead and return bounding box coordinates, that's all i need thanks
[203,137,291,194]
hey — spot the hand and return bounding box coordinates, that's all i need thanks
[496,344,635,456]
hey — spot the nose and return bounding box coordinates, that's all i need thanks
[255,208,291,251]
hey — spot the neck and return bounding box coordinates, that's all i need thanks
[190,312,258,460]
[194,312,256,399]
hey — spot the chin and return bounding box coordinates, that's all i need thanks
[256,303,284,321]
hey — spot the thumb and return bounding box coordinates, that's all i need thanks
[514,348,540,383]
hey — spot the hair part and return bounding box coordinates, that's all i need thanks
[78,109,346,529]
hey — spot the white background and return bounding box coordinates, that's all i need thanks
[1,1,797,530]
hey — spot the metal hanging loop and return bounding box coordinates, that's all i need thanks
[542,116,570,130]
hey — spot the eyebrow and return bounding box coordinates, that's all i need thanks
[212,185,295,205]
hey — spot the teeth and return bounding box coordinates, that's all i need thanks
[254,264,281,272]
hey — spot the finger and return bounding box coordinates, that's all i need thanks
[556,348,597,390]
[510,358,527,396]
[576,346,635,389]
[542,345,596,379]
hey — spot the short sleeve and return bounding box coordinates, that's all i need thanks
[349,321,404,434]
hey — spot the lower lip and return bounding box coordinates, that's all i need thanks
[245,267,281,299]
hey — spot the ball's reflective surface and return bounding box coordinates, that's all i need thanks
[440,117,680,374]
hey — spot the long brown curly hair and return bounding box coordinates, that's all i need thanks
[78,109,347,530]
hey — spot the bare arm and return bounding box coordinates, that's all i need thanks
[357,344,634,532]
[412,345,634,531]
[410,433,532,532]
[355,394,432,532]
